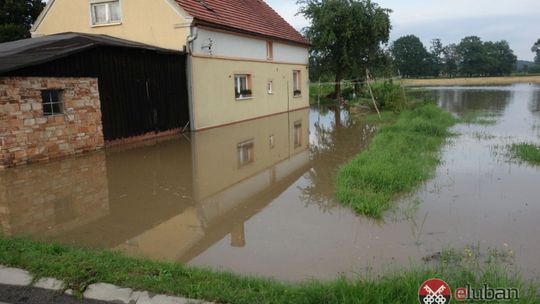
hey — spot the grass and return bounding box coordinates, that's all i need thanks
[458,111,499,125]
[0,237,537,303]
[509,143,540,165]
[335,103,456,218]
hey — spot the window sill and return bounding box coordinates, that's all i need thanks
[293,95,302,98]
[235,97,253,101]
[91,22,122,28]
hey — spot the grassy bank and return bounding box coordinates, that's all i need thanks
[336,104,456,218]
[0,237,537,303]
[401,75,540,87]
[510,143,540,165]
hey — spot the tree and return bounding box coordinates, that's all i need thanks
[533,39,540,64]
[483,40,516,76]
[457,36,487,76]
[427,38,444,77]
[298,0,392,100]
[0,0,45,43]
[390,35,429,77]
[442,43,458,77]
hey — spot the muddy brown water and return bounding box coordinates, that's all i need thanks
[1,84,539,282]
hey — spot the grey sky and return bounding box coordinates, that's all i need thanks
[267,0,539,61]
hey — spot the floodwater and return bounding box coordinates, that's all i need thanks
[1,83,539,282]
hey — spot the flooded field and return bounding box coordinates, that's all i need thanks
[1,83,539,282]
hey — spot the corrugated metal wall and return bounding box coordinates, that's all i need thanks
[8,46,189,141]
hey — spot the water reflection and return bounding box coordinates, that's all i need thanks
[0,109,311,263]
[436,86,512,115]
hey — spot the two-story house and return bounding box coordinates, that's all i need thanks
[31,0,310,131]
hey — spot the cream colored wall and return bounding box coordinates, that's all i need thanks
[33,0,190,50]
[191,57,309,130]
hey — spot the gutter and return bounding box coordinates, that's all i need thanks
[185,25,198,131]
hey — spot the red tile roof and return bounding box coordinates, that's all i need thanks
[175,0,310,46]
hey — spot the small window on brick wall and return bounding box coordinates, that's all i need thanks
[41,89,64,116]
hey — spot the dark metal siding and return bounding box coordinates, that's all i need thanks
[6,46,189,141]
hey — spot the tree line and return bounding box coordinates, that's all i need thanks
[391,35,517,78]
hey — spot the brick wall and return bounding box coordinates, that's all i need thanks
[0,77,104,169]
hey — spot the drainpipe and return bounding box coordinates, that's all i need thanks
[186,25,198,132]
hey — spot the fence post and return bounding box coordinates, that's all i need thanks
[366,69,382,120]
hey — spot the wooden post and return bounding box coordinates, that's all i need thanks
[366,69,381,120]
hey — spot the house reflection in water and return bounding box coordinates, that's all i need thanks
[0,109,310,263]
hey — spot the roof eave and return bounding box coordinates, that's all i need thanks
[193,19,311,48]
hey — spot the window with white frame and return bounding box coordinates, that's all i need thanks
[237,140,254,167]
[266,41,273,60]
[234,74,252,99]
[267,80,273,94]
[41,90,64,116]
[91,1,121,25]
[293,70,302,97]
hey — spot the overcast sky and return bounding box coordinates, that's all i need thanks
[267,0,539,61]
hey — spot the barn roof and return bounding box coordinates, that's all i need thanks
[175,0,310,46]
[0,32,183,74]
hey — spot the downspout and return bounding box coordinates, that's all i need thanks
[185,25,198,132]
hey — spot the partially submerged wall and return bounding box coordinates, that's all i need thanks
[0,77,104,169]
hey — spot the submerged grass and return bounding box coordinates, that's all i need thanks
[509,143,540,165]
[335,103,456,218]
[458,111,500,125]
[0,237,537,304]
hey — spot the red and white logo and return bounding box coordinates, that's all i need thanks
[418,278,452,304]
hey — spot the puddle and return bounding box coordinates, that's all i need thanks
[1,83,540,282]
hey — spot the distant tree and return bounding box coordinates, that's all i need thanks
[427,38,444,77]
[298,0,392,100]
[533,39,540,64]
[457,36,487,76]
[390,35,429,77]
[442,43,459,77]
[0,0,45,43]
[483,40,516,76]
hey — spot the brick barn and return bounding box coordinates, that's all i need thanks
[0,33,189,169]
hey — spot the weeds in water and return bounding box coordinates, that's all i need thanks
[0,237,537,304]
[458,111,500,125]
[335,104,456,218]
[471,131,497,141]
[509,143,540,165]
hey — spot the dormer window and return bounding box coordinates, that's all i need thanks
[91,1,121,25]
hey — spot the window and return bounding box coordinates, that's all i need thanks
[266,41,273,60]
[234,74,252,99]
[293,70,302,97]
[294,121,302,148]
[267,80,273,94]
[91,1,121,25]
[41,90,64,116]
[237,140,254,167]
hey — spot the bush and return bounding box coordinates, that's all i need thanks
[370,80,408,113]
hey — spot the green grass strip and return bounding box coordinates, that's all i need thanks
[336,104,456,218]
[0,237,537,303]
[510,143,540,165]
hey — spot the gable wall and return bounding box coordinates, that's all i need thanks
[32,0,190,51]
